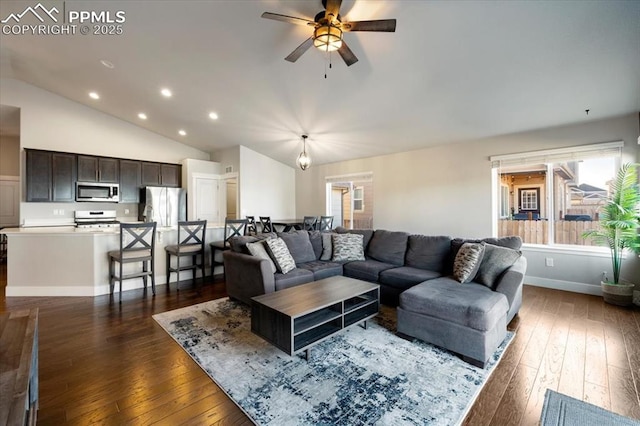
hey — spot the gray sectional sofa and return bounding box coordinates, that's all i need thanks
[223,227,526,367]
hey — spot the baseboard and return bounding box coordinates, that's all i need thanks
[525,276,602,296]
[6,286,99,297]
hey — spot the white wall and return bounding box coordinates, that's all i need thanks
[211,146,240,175]
[295,113,640,292]
[239,145,295,219]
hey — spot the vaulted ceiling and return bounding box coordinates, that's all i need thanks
[1,0,639,167]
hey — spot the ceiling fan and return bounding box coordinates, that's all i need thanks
[261,0,396,66]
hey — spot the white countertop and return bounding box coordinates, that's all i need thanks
[1,223,225,235]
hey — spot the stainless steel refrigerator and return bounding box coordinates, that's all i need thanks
[139,187,186,227]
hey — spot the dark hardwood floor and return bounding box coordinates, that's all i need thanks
[1,263,639,425]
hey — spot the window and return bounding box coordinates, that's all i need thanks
[353,187,364,212]
[491,141,622,247]
[520,189,539,211]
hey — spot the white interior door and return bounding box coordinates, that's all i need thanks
[193,176,219,222]
[0,177,20,227]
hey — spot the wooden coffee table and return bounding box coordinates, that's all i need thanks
[251,276,380,359]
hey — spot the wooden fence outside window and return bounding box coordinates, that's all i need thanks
[498,219,602,246]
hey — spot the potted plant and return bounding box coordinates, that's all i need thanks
[583,162,640,306]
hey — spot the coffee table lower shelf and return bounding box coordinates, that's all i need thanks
[251,277,380,360]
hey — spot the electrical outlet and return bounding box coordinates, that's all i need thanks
[53,209,58,216]
[124,209,130,215]
[59,209,64,215]
[545,257,554,267]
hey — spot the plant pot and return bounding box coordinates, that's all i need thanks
[601,281,635,307]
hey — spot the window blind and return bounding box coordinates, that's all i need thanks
[489,141,623,168]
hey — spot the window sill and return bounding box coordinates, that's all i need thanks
[521,243,630,259]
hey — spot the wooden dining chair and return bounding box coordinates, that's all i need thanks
[246,216,258,235]
[302,216,318,231]
[210,218,248,279]
[165,220,207,290]
[259,216,273,233]
[318,216,334,231]
[108,222,157,302]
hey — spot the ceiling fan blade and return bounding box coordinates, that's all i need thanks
[285,37,314,63]
[342,19,397,32]
[325,0,342,21]
[261,12,315,26]
[338,41,358,66]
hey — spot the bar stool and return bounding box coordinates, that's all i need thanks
[210,218,248,279]
[259,216,273,233]
[319,216,334,231]
[165,220,207,290]
[108,222,157,302]
[302,216,318,231]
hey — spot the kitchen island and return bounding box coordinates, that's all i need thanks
[2,224,224,297]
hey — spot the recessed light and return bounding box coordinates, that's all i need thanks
[178,129,187,136]
[89,92,100,100]
[100,59,115,69]
[208,112,219,120]
[138,113,147,120]
[161,88,172,97]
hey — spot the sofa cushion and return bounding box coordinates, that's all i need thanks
[367,230,409,266]
[274,268,314,291]
[334,227,374,251]
[343,259,397,283]
[308,231,324,260]
[298,261,343,281]
[229,232,275,254]
[475,244,522,289]
[453,242,485,283]
[405,235,451,271]
[378,266,442,290]
[265,237,296,274]
[277,230,316,264]
[320,232,336,261]
[332,234,366,262]
[448,236,521,274]
[399,278,509,331]
[246,241,277,273]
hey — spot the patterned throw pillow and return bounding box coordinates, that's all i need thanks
[332,233,366,262]
[453,242,485,283]
[265,237,296,274]
[246,241,277,274]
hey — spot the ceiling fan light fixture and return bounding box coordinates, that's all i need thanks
[313,25,342,52]
[297,135,311,171]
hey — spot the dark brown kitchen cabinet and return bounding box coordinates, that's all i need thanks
[161,164,180,187]
[77,155,119,183]
[141,162,181,187]
[119,160,142,203]
[26,150,52,201]
[26,150,76,202]
[52,153,77,201]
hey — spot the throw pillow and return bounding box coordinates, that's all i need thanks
[246,241,277,274]
[277,230,316,264]
[475,244,522,289]
[320,232,335,261]
[453,242,485,283]
[265,237,296,274]
[332,233,366,262]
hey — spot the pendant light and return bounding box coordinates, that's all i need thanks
[297,134,311,171]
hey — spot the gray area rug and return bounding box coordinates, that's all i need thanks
[541,389,640,426]
[153,297,514,425]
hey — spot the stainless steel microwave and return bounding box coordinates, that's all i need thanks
[76,182,119,202]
